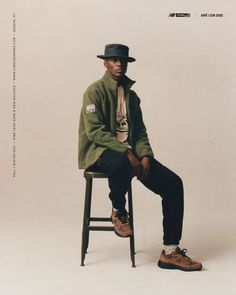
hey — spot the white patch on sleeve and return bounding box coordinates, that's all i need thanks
[86,104,96,113]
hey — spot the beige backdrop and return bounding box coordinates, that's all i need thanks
[1,1,236,294]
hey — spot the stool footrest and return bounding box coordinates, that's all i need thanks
[89,217,112,222]
[88,226,114,231]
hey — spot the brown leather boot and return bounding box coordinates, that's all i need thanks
[111,209,133,238]
[158,247,203,271]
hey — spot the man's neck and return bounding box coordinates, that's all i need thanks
[107,71,124,84]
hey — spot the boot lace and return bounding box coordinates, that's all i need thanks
[117,211,129,225]
[177,248,193,262]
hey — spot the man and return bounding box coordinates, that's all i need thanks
[78,43,202,271]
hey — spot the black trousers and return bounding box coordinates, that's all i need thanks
[90,149,184,245]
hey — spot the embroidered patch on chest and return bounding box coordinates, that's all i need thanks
[86,104,96,113]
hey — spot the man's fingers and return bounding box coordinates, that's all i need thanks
[140,166,150,180]
[136,164,143,180]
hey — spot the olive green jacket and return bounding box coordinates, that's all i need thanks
[78,71,154,169]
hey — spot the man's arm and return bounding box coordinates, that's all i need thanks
[133,97,154,159]
[128,95,153,180]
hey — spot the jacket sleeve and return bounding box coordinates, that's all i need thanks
[133,97,154,159]
[82,87,130,153]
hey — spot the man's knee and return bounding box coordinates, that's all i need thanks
[175,175,183,187]
[168,173,183,193]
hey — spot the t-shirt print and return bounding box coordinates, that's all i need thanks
[116,86,129,145]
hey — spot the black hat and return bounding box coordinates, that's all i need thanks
[97,44,135,62]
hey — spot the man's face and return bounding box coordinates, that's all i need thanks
[104,58,128,81]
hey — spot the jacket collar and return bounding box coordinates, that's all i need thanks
[103,70,135,91]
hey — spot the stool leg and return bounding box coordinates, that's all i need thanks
[128,183,136,267]
[85,178,93,253]
[81,177,92,266]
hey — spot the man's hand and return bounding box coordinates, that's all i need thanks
[126,151,143,179]
[140,156,151,180]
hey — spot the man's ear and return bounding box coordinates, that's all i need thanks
[104,60,108,68]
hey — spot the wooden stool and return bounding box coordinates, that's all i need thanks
[81,170,136,267]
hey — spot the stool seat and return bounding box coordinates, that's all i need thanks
[81,169,136,267]
[84,170,108,178]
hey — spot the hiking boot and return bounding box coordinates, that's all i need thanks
[158,247,203,271]
[111,209,133,238]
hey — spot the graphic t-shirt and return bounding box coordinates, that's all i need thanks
[116,85,131,148]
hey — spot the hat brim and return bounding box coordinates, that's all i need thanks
[97,55,135,62]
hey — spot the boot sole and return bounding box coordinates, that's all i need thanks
[111,216,133,238]
[158,260,202,272]
[114,230,132,238]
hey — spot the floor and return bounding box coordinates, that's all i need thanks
[0,196,235,295]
